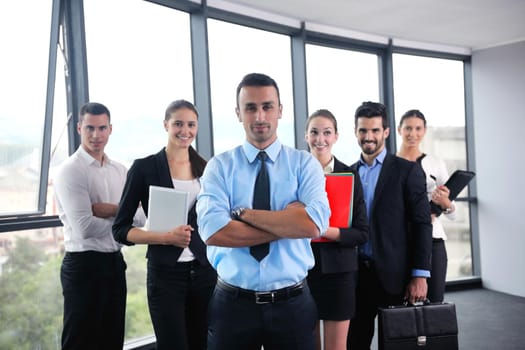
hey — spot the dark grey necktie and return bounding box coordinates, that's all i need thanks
[250,151,270,261]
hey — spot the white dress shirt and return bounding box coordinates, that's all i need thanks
[54,146,138,252]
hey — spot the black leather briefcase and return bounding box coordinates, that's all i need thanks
[378,302,458,350]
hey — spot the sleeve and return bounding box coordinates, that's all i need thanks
[54,163,112,239]
[112,159,147,245]
[196,157,232,242]
[300,153,330,235]
[339,172,369,247]
[406,161,433,271]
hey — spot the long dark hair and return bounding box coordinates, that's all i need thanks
[164,99,207,178]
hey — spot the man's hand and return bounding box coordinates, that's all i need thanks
[92,202,118,218]
[405,277,428,304]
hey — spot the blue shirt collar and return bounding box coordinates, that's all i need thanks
[243,139,281,163]
[359,147,387,167]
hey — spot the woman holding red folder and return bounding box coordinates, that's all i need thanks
[305,109,369,350]
[397,109,457,303]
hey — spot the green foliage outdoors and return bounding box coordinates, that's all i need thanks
[0,237,153,349]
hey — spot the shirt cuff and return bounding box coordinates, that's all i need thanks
[412,269,431,278]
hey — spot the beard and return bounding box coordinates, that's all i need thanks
[360,140,380,155]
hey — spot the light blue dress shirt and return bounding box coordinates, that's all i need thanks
[197,139,330,291]
[358,148,386,258]
[358,148,429,278]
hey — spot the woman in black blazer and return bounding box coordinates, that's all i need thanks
[113,100,216,350]
[305,109,369,350]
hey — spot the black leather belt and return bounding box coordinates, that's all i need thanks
[216,278,305,304]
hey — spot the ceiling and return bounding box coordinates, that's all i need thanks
[223,0,525,51]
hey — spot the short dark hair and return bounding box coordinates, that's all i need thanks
[399,109,427,128]
[79,102,111,123]
[306,109,338,133]
[165,99,199,121]
[236,73,281,107]
[354,101,388,129]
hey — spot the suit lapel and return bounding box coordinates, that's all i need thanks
[372,153,393,211]
[156,148,173,188]
[333,157,349,173]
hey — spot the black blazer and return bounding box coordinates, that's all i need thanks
[311,157,369,274]
[351,153,432,295]
[112,148,209,267]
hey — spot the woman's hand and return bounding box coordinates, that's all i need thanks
[431,185,452,209]
[163,225,193,248]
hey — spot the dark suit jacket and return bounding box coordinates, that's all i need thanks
[351,153,432,295]
[112,148,209,267]
[311,157,369,274]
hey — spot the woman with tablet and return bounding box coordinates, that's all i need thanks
[397,109,456,302]
[112,100,216,350]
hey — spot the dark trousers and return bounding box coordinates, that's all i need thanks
[207,282,317,350]
[347,260,404,350]
[427,239,448,303]
[60,251,126,350]
[147,260,217,350]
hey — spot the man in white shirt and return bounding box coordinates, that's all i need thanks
[54,102,141,350]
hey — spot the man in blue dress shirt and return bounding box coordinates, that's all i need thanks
[197,73,330,350]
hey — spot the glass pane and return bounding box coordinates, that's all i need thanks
[392,54,473,279]
[208,19,295,155]
[85,0,193,166]
[0,228,149,348]
[0,0,53,215]
[0,227,64,349]
[306,44,380,165]
[442,201,472,279]
[392,54,467,175]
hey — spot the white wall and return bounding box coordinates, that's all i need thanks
[471,41,525,297]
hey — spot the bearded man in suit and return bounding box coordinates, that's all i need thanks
[347,101,432,350]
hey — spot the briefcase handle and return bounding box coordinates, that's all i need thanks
[402,298,431,307]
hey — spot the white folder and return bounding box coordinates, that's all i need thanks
[146,185,189,232]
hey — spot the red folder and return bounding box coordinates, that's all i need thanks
[312,173,354,243]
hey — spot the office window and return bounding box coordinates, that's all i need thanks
[305,44,380,165]
[0,0,53,216]
[392,53,472,279]
[85,0,194,166]
[208,19,295,154]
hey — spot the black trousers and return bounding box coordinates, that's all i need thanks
[347,260,404,350]
[146,260,217,350]
[207,281,317,350]
[427,239,448,303]
[60,251,126,350]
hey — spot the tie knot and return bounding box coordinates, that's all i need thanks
[258,151,267,161]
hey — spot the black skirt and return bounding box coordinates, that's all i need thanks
[307,266,357,320]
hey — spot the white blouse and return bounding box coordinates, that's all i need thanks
[420,154,457,240]
[172,178,201,262]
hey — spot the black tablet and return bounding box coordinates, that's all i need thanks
[430,170,475,216]
[444,170,476,200]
